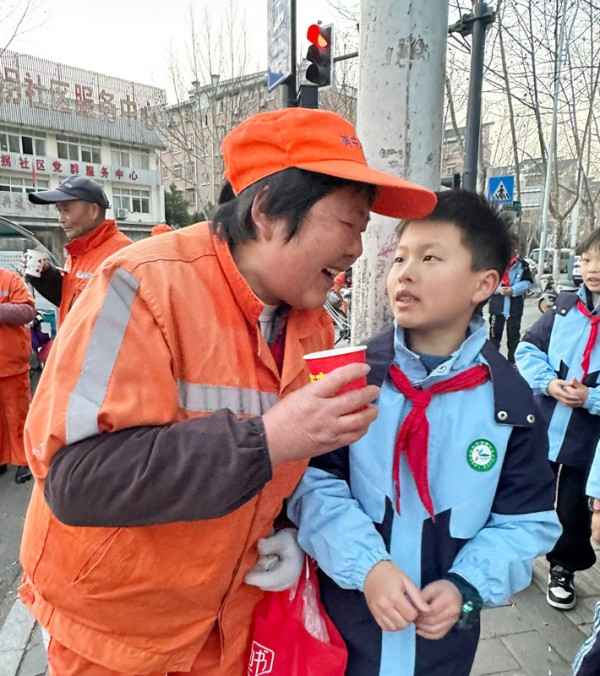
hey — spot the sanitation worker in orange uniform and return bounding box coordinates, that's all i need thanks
[19,108,437,675]
[0,267,35,484]
[26,177,131,325]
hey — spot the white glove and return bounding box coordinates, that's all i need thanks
[245,528,305,592]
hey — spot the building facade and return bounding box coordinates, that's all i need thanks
[0,50,167,258]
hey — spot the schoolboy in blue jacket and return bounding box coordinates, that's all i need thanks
[288,190,560,676]
[488,233,533,363]
[516,228,600,612]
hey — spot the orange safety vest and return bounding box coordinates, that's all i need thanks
[0,268,33,377]
[20,223,333,673]
[60,219,131,323]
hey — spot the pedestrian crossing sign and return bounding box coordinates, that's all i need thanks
[487,175,515,204]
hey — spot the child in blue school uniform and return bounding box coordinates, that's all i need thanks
[287,190,561,676]
[570,435,600,675]
[488,232,533,363]
[516,228,600,613]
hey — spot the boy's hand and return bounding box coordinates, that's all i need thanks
[364,561,430,632]
[500,286,512,296]
[548,379,584,407]
[592,499,600,544]
[561,378,589,407]
[415,580,463,640]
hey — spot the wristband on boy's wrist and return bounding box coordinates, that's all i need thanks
[587,497,600,512]
[444,573,483,629]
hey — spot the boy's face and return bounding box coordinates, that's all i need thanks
[386,220,499,336]
[581,246,600,293]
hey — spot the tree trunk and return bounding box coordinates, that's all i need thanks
[351,0,449,341]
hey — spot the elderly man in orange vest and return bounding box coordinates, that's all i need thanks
[0,267,35,483]
[26,177,131,324]
[19,108,437,675]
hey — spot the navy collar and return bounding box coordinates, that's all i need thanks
[366,326,536,428]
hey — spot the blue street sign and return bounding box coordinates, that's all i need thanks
[267,0,292,92]
[487,175,515,204]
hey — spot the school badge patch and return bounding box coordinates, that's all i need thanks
[467,439,497,472]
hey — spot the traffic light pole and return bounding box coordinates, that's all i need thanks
[461,2,494,192]
[284,0,298,107]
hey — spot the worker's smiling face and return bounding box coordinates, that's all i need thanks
[56,200,101,241]
[236,186,370,309]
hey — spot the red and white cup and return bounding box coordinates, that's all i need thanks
[24,249,48,278]
[303,345,368,395]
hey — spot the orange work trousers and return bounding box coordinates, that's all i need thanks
[48,628,246,676]
[0,371,30,466]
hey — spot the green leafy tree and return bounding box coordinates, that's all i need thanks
[164,184,192,228]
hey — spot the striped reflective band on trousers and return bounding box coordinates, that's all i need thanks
[65,266,279,445]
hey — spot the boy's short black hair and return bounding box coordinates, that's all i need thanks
[577,228,600,255]
[396,189,512,277]
[211,168,376,248]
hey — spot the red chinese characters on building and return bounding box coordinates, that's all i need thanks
[86,165,95,177]
[100,166,109,178]
[1,154,12,168]
[35,159,45,172]
[74,84,94,116]
[19,158,29,169]
[115,168,124,180]
[52,160,62,173]
[70,163,79,175]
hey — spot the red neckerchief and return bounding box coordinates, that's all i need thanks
[501,256,519,287]
[576,300,600,379]
[388,363,490,518]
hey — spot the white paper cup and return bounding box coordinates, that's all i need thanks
[25,249,48,278]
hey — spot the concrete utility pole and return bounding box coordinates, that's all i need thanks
[351,0,449,341]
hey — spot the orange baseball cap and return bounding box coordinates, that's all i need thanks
[222,108,437,219]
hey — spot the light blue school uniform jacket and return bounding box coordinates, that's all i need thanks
[489,257,533,318]
[288,320,560,676]
[516,286,600,469]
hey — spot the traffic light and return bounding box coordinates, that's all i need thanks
[305,23,333,87]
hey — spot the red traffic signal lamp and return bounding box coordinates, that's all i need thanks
[305,23,333,87]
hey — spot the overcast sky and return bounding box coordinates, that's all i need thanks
[2,0,356,101]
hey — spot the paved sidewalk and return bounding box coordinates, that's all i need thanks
[472,555,600,676]
[4,554,599,675]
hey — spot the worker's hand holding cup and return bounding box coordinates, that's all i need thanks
[304,346,368,394]
[263,348,378,467]
[23,249,49,278]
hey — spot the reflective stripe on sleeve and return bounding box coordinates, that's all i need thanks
[66,267,139,444]
[177,382,279,416]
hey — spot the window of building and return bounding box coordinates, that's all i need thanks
[0,173,49,193]
[113,187,151,214]
[173,164,183,178]
[111,148,130,167]
[81,144,101,164]
[0,130,46,156]
[185,163,194,181]
[131,150,150,170]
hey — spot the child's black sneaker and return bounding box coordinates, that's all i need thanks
[547,565,576,610]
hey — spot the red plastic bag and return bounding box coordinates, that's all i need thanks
[247,559,348,676]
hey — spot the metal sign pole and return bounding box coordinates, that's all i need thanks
[284,0,297,107]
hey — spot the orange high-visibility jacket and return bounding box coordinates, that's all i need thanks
[0,268,34,377]
[20,223,333,673]
[60,219,131,323]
